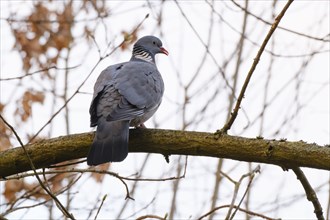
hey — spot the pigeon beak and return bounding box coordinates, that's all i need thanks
[160,47,169,56]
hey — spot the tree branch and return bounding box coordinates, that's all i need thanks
[0,129,329,177]
[292,167,325,220]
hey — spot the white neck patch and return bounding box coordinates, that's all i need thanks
[134,51,153,63]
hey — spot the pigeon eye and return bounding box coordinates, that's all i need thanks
[153,41,156,45]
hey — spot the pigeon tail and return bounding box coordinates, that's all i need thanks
[87,119,129,165]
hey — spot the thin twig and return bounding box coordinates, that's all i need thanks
[2,168,186,182]
[198,204,279,220]
[292,167,325,220]
[116,154,151,219]
[89,33,102,58]
[0,65,80,81]
[168,156,183,220]
[225,165,260,220]
[0,114,75,219]
[209,160,224,220]
[136,214,167,220]
[327,173,330,219]
[94,194,107,220]
[48,159,86,168]
[220,0,294,133]
[124,197,156,219]
[3,13,112,24]
[230,165,260,219]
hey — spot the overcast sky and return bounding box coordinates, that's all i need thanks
[1,1,329,219]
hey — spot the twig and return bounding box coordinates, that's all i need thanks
[230,165,260,219]
[136,214,167,220]
[292,167,325,220]
[3,14,111,24]
[2,168,186,182]
[122,197,156,219]
[220,0,294,133]
[116,154,151,219]
[94,194,107,220]
[0,114,75,220]
[48,159,86,168]
[0,65,80,81]
[197,204,279,220]
[327,174,330,220]
[168,156,183,219]
[225,165,260,220]
[88,33,102,58]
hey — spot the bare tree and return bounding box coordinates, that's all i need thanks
[0,1,329,219]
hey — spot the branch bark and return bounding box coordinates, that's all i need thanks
[0,129,329,177]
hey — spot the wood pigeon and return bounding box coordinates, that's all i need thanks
[87,35,168,166]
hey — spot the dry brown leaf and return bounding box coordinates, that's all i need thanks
[0,103,4,112]
[0,103,12,151]
[81,0,108,15]
[28,3,51,32]
[15,90,45,122]
[91,163,111,182]
[10,0,110,74]
[24,182,50,200]
[49,172,68,192]
[0,133,11,151]
[121,30,138,51]
[3,180,24,202]
[4,179,51,202]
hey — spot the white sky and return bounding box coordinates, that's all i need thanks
[0,1,329,219]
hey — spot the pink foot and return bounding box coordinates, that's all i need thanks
[135,123,147,128]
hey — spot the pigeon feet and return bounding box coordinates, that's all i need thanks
[135,123,147,129]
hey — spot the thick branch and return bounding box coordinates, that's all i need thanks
[0,129,329,177]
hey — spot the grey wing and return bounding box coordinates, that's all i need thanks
[90,83,146,127]
[90,90,102,127]
[90,83,118,127]
[90,62,128,126]
[114,62,164,110]
[91,63,126,100]
[89,61,164,127]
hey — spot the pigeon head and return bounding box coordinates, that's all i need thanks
[131,36,168,63]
